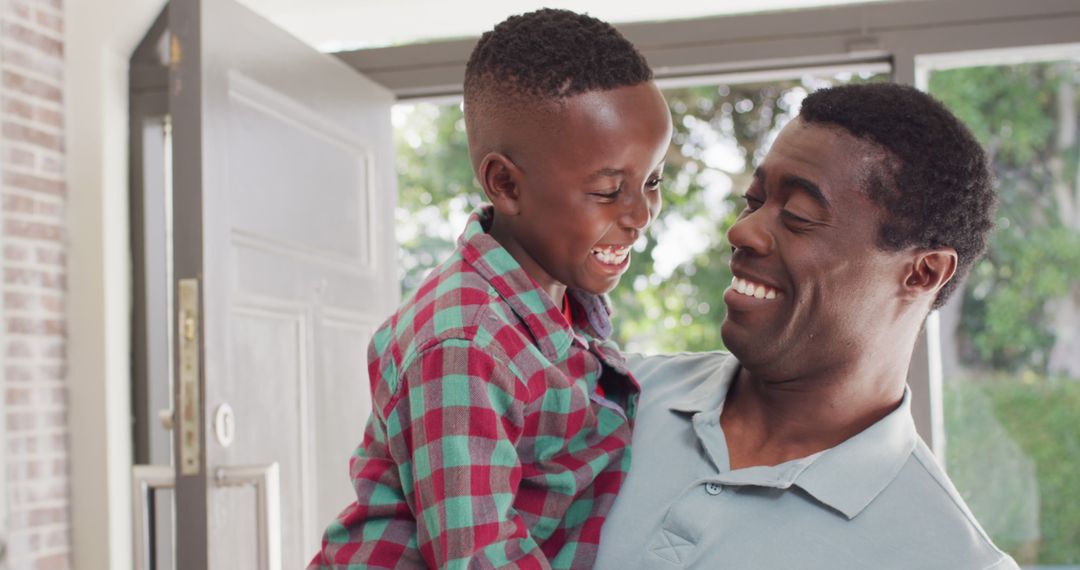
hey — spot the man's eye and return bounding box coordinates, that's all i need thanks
[645,176,664,191]
[743,194,764,210]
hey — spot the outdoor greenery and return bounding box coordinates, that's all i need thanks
[392,62,1080,564]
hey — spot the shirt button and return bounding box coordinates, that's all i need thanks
[705,482,723,496]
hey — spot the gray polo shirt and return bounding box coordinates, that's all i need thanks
[595,351,1018,570]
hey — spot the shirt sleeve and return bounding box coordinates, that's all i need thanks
[382,338,552,570]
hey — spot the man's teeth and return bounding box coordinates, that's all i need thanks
[592,246,630,265]
[731,276,778,300]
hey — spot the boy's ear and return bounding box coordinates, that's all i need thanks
[902,247,958,305]
[478,152,524,216]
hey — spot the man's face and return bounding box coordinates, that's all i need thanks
[501,82,673,296]
[720,118,908,377]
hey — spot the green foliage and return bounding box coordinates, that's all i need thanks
[930,62,1080,373]
[945,373,1080,563]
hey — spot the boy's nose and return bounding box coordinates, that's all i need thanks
[726,210,775,256]
[620,188,654,232]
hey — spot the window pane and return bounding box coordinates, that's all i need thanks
[929,58,1080,566]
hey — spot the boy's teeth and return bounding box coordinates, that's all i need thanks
[592,246,629,265]
[730,276,779,300]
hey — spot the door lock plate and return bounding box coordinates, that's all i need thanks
[178,279,202,475]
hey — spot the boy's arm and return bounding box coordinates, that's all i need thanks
[385,338,552,570]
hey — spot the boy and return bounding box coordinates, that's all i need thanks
[313,9,672,569]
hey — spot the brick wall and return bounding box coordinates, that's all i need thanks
[1,0,71,567]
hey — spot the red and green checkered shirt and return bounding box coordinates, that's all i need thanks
[312,207,640,569]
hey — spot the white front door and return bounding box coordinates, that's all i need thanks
[167,0,398,566]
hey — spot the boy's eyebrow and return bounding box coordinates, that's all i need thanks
[586,162,666,182]
[753,167,831,209]
[586,167,627,181]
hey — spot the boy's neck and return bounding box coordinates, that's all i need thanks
[487,213,567,305]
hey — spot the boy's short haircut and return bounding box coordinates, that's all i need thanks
[464,9,653,116]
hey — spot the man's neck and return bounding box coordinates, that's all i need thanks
[719,358,906,470]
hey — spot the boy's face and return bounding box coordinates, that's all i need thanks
[494,82,673,299]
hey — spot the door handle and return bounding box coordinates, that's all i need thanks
[132,465,174,570]
[216,463,282,570]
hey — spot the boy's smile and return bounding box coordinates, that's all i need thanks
[485,81,673,303]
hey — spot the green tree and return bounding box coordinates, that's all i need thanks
[930,62,1080,375]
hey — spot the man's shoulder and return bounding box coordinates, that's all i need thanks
[626,350,735,386]
[624,351,736,410]
[862,440,1019,569]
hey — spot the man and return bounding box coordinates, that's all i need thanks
[595,83,1019,569]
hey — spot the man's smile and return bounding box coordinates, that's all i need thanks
[730,275,779,300]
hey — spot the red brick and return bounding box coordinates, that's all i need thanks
[3,95,35,119]
[35,247,64,265]
[40,364,64,380]
[9,0,31,19]
[2,121,62,151]
[5,291,33,309]
[35,107,62,128]
[5,242,31,261]
[34,8,63,34]
[40,155,62,174]
[5,146,37,167]
[2,70,62,102]
[49,387,66,406]
[6,317,65,336]
[7,387,32,405]
[4,268,66,289]
[7,340,34,357]
[3,194,41,214]
[7,411,36,431]
[6,364,33,381]
[2,22,63,58]
[43,342,64,358]
[1,45,64,81]
[4,220,63,241]
[4,170,65,195]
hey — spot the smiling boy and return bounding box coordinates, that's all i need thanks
[311,9,672,569]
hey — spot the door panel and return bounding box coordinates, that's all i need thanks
[168,0,397,567]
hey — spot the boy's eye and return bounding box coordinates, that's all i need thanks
[645,176,664,191]
[590,188,621,200]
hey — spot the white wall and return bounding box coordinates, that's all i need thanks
[65,1,166,568]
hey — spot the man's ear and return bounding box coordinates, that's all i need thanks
[478,152,523,217]
[902,247,958,303]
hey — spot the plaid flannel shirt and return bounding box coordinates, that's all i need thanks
[312,206,640,569]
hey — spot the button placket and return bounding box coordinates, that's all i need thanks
[705,482,723,496]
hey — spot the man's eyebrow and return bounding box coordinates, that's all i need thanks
[752,167,830,209]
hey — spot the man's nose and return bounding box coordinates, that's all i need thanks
[726,210,774,256]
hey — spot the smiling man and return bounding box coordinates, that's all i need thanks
[594,83,1020,569]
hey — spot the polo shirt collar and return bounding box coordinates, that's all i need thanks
[457,206,615,362]
[795,387,918,520]
[668,355,918,520]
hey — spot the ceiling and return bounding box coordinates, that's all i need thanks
[235,0,894,52]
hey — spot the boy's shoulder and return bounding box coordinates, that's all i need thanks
[373,250,520,367]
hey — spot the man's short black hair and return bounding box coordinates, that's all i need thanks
[799,83,996,310]
[464,8,652,108]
